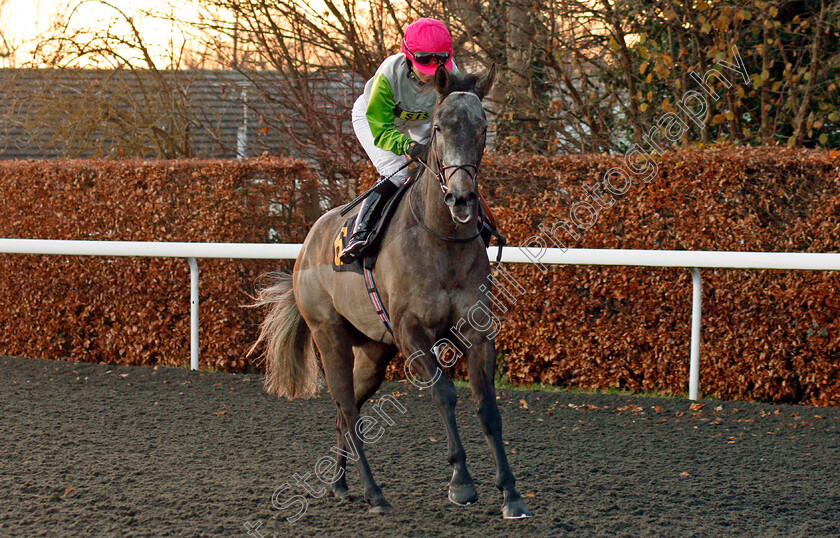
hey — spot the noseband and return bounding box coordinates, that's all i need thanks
[416,137,480,196]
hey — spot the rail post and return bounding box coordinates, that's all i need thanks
[688,267,702,400]
[188,257,199,371]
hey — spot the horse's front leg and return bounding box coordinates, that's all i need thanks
[398,314,477,505]
[468,338,531,519]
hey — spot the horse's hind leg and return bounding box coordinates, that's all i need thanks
[331,340,396,502]
[312,324,391,513]
[397,314,477,506]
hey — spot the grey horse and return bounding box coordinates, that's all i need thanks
[251,64,531,520]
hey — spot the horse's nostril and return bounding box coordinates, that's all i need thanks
[444,192,456,206]
[466,192,477,206]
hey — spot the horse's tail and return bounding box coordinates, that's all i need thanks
[248,272,320,399]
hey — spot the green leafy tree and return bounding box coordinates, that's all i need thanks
[624,0,840,148]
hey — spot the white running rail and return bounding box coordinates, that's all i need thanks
[3,238,840,400]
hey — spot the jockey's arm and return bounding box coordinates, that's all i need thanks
[365,74,414,156]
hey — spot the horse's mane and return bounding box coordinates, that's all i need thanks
[407,162,424,182]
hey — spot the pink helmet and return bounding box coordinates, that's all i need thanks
[401,18,455,76]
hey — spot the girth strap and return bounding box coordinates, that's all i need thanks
[363,266,393,336]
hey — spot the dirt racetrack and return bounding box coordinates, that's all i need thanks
[2,355,839,537]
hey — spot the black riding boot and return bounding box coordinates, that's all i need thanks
[340,179,399,263]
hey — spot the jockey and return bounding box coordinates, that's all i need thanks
[340,18,457,263]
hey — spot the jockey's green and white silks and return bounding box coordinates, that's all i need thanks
[362,53,459,155]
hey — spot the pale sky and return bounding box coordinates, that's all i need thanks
[3,0,63,40]
[2,0,205,67]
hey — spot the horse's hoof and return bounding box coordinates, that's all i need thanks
[502,498,532,519]
[367,500,392,514]
[333,486,350,502]
[448,483,478,506]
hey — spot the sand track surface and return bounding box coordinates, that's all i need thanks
[2,355,839,537]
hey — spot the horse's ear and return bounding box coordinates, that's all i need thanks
[434,64,450,96]
[475,63,496,100]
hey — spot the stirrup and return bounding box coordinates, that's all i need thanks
[339,235,367,263]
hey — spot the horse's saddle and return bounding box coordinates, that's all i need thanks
[331,183,505,274]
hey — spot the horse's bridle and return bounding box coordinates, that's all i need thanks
[416,91,483,196]
[409,91,485,243]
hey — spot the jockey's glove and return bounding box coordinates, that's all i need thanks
[406,140,429,161]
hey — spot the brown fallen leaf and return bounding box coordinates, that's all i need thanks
[213,410,228,416]
[689,403,705,411]
[430,437,437,442]
[654,406,664,412]
[519,399,529,410]
[680,471,690,477]
[63,487,75,497]
[525,493,535,498]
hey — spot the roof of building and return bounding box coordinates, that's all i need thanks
[0,68,364,160]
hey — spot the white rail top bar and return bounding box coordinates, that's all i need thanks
[1,239,840,271]
[493,247,840,271]
[0,239,303,260]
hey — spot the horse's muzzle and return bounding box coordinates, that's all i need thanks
[444,190,477,225]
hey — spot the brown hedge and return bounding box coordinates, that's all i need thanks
[479,147,840,406]
[2,149,840,405]
[0,157,317,371]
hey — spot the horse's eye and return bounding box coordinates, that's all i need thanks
[434,124,441,132]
